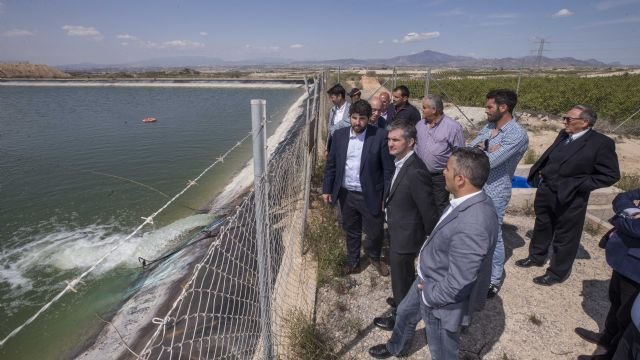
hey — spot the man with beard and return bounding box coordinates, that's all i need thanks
[326,84,351,152]
[516,105,620,286]
[322,100,395,276]
[390,85,421,125]
[470,89,529,298]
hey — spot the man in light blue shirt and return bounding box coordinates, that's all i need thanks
[470,89,529,298]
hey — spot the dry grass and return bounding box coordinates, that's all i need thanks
[616,173,640,192]
[285,311,338,360]
[523,149,539,165]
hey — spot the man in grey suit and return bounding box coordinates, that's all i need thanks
[326,83,351,152]
[369,147,499,360]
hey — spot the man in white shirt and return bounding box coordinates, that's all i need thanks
[322,100,395,276]
[326,83,351,152]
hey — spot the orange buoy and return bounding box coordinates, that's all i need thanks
[142,117,157,123]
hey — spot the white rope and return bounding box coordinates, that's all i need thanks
[0,131,253,348]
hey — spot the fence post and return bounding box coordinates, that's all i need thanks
[392,66,397,90]
[424,68,431,97]
[337,66,341,84]
[251,99,272,360]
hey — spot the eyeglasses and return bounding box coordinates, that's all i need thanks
[562,116,584,122]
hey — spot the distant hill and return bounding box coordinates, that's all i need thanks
[54,50,620,72]
[0,63,70,78]
[292,50,611,68]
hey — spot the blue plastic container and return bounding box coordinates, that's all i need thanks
[511,176,531,188]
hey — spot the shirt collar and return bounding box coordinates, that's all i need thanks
[571,127,591,140]
[449,190,482,209]
[394,150,414,167]
[336,102,347,111]
[350,127,367,139]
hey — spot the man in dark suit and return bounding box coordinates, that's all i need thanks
[322,100,395,276]
[369,147,498,359]
[516,105,620,286]
[373,118,438,330]
[576,188,640,360]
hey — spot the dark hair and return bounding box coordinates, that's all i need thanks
[393,85,410,98]
[349,100,372,118]
[486,89,518,114]
[450,147,490,189]
[573,104,597,126]
[387,118,417,142]
[327,83,346,98]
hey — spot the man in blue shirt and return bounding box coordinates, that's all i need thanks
[470,89,529,298]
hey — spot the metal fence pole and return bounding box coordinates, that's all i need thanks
[251,99,272,360]
[424,68,431,97]
[392,66,397,90]
[337,66,341,84]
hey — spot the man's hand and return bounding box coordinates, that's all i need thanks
[489,144,502,153]
[321,194,332,204]
[633,199,640,207]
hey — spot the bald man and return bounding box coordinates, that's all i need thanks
[379,92,394,123]
[370,96,387,129]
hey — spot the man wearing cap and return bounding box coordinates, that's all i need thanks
[391,85,421,125]
[348,87,362,103]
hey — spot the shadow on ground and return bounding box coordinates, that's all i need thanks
[581,279,610,333]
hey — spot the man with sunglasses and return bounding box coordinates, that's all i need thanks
[516,105,620,286]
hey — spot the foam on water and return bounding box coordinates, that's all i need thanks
[0,213,215,290]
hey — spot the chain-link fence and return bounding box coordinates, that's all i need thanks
[134,74,325,359]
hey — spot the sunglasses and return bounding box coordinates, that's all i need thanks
[562,116,584,122]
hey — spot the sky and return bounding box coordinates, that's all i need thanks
[0,0,639,66]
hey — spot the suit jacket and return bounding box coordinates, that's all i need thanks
[385,153,438,254]
[606,188,640,283]
[527,129,620,203]
[322,125,395,216]
[419,191,498,332]
[328,102,351,136]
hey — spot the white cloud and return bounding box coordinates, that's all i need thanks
[552,9,574,18]
[200,32,208,36]
[146,40,205,50]
[574,15,640,29]
[289,43,303,49]
[2,29,35,37]
[392,39,399,43]
[116,33,137,40]
[400,31,440,43]
[596,0,640,10]
[62,25,103,40]
[377,40,384,44]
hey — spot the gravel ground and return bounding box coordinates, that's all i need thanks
[315,212,611,359]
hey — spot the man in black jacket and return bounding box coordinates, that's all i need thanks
[373,118,438,331]
[322,100,395,276]
[516,105,620,285]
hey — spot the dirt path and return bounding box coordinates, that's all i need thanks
[315,212,611,359]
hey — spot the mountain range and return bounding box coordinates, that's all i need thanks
[55,50,622,71]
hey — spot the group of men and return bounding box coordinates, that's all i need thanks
[323,83,626,359]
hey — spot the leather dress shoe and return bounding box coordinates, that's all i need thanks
[576,355,611,360]
[368,344,393,359]
[373,314,395,331]
[487,283,500,298]
[575,327,609,347]
[514,257,544,268]
[533,273,565,286]
[371,260,390,277]
[386,297,397,308]
[342,263,359,276]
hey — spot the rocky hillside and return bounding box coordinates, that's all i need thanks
[0,63,70,78]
